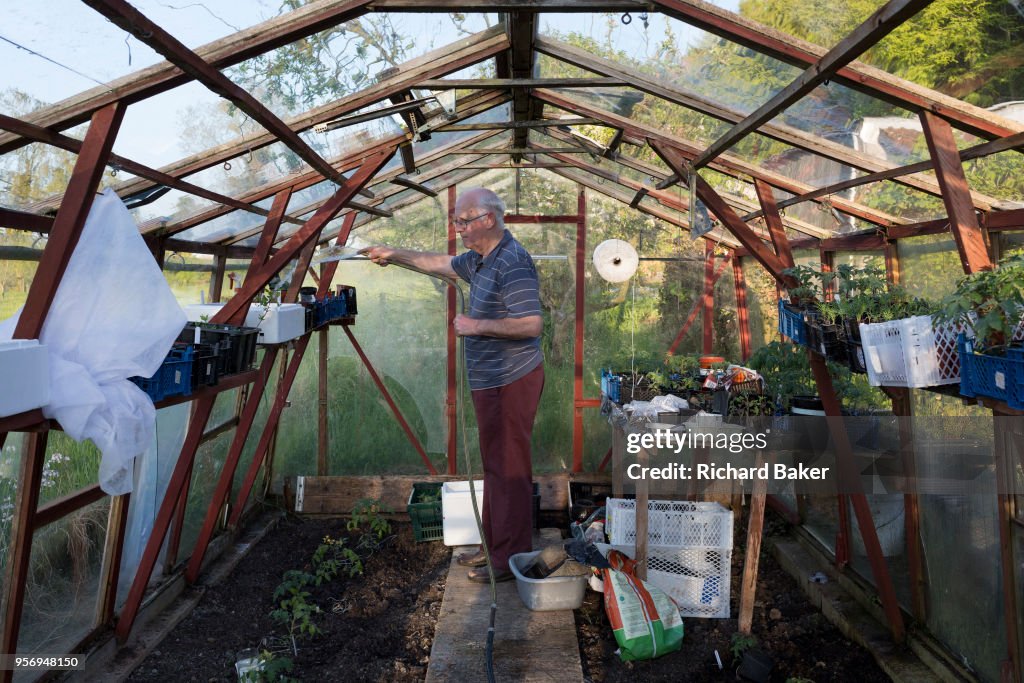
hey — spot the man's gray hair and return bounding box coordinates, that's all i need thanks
[469,188,505,230]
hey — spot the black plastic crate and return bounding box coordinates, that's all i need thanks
[179,322,259,376]
[336,284,358,315]
[190,341,220,389]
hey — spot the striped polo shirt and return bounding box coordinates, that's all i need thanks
[451,229,544,390]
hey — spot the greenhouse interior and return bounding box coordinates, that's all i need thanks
[1,0,1023,681]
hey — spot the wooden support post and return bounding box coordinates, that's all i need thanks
[738,451,767,634]
[993,414,1023,683]
[95,493,130,627]
[446,185,458,475]
[210,253,227,302]
[13,102,125,341]
[185,348,280,584]
[733,254,752,361]
[116,397,215,642]
[820,249,835,300]
[212,148,394,326]
[0,432,47,678]
[807,352,905,643]
[573,188,587,473]
[635,445,649,582]
[919,111,993,274]
[703,240,715,354]
[318,328,329,476]
[342,325,438,475]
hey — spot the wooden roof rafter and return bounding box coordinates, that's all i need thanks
[650,0,1024,142]
[534,36,982,207]
[537,112,902,230]
[530,135,830,239]
[687,0,934,171]
[23,29,509,217]
[535,90,910,229]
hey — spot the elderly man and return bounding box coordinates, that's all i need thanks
[361,187,544,583]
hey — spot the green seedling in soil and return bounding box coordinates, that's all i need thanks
[347,498,393,539]
[313,535,363,583]
[271,570,323,655]
[730,632,758,664]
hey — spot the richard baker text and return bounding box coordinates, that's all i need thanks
[626,427,768,455]
[626,462,830,481]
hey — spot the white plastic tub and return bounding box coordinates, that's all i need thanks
[441,480,485,546]
[509,551,589,611]
[183,302,305,344]
[0,339,50,417]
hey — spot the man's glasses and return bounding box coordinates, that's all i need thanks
[454,212,490,227]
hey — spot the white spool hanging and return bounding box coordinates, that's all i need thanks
[592,239,639,283]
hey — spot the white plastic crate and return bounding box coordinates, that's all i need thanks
[598,541,732,619]
[0,340,50,417]
[859,315,967,388]
[606,499,733,549]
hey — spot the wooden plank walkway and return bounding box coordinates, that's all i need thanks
[426,529,585,682]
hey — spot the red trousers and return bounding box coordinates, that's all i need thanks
[470,363,544,572]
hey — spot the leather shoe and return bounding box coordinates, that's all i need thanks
[467,566,514,583]
[457,550,487,567]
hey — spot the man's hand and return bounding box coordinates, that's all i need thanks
[359,245,395,266]
[453,314,479,336]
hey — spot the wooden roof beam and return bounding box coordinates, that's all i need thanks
[651,0,1024,142]
[548,164,739,248]
[504,9,539,160]
[417,78,626,89]
[436,117,604,132]
[26,28,509,215]
[536,91,903,228]
[743,129,1024,220]
[369,0,645,8]
[651,139,796,286]
[82,0,358,186]
[0,113,305,227]
[0,0,373,157]
[536,36,969,202]
[690,0,933,170]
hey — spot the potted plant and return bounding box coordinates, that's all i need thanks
[935,251,1024,408]
[778,264,824,348]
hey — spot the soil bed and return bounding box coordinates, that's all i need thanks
[130,514,892,682]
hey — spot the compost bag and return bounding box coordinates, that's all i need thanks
[602,549,684,661]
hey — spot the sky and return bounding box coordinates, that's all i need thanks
[0,0,739,168]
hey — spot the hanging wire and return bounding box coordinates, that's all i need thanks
[0,33,112,90]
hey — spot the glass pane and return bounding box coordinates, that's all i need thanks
[0,434,26,577]
[16,497,110,668]
[223,14,499,119]
[0,229,40,320]
[38,432,101,506]
[118,403,190,608]
[177,431,232,566]
[896,233,965,302]
[0,142,77,211]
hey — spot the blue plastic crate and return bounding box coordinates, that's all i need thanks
[130,344,194,402]
[601,368,622,403]
[778,300,808,346]
[957,334,1024,409]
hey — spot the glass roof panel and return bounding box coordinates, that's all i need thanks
[220,13,499,120]
[129,187,218,234]
[863,2,1024,107]
[965,149,1024,207]
[0,142,78,211]
[539,14,804,118]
